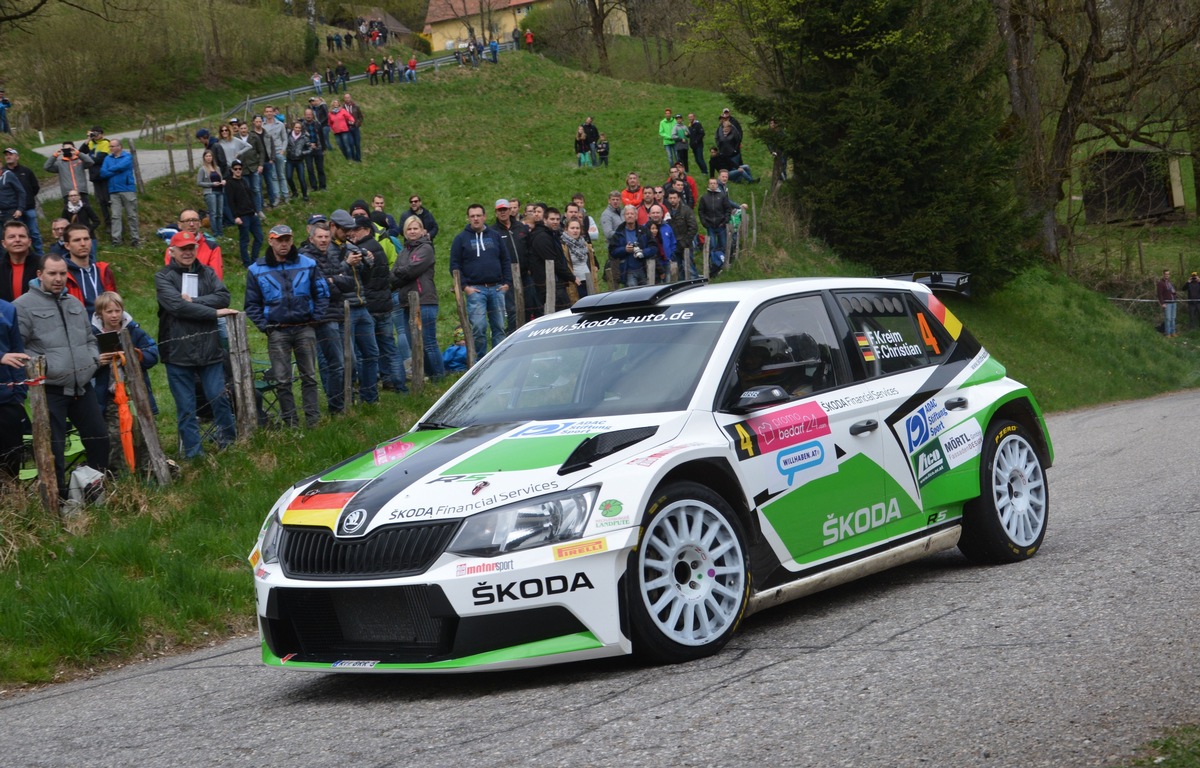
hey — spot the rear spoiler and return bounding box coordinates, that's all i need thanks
[878,271,970,297]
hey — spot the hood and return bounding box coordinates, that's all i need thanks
[66,254,98,271]
[28,277,68,298]
[279,413,688,538]
[91,310,133,332]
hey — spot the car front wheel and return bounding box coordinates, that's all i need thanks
[628,481,750,663]
[959,419,1049,563]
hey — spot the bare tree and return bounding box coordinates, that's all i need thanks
[1,0,147,30]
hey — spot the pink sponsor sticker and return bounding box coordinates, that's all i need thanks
[745,401,830,451]
[373,441,415,466]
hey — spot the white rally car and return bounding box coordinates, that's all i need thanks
[250,277,1052,672]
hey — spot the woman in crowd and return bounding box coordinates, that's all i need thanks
[391,216,445,381]
[327,99,356,160]
[560,218,594,301]
[197,149,225,237]
[61,188,101,239]
[574,126,591,168]
[284,120,311,202]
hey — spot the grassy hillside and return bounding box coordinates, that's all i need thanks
[0,52,1196,687]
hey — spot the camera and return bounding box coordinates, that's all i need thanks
[61,148,73,158]
[633,248,644,259]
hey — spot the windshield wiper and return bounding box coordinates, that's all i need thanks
[417,421,456,431]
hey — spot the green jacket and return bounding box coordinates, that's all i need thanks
[659,117,675,146]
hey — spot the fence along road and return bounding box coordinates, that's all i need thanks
[0,389,1197,767]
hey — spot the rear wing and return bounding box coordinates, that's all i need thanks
[878,271,971,297]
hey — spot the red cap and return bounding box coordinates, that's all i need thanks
[170,231,199,248]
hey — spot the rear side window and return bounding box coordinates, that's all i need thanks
[834,291,952,378]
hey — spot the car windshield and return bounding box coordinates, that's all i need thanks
[425,303,735,426]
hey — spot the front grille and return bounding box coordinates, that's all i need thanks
[280,521,460,579]
[267,585,456,663]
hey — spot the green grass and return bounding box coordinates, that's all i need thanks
[0,52,1197,689]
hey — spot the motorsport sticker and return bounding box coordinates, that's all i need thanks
[554,538,608,560]
[905,396,948,452]
[456,559,515,577]
[725,401,831,461]
[373,440,415,466]
[777,440,824,486]
[912,441,949,486]
[509,420,611,438]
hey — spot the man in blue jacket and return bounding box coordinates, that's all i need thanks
[245,224,330,429]
[99,139,139,247]
[0,297,30,480]
[449,204,510,356]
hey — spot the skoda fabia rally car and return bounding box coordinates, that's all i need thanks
[250,277,1052,672]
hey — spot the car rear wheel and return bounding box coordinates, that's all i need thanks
[959,420,1048,563]
[628,481,750,663]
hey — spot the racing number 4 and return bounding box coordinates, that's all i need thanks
[917,313,941,355]
[735,423,756,458]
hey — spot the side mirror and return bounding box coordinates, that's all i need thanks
[728,384,791,414]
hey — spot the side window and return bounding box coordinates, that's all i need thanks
[835,291,951,378]
[731,295,843,399]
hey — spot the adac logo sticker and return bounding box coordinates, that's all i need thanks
[905,397,948,452]
[509,420,611,438]
[777,441,824,486]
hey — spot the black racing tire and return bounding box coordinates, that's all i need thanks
[959,419,1049,564]
[627,481,750,663]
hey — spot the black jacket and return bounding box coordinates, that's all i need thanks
[155,259,230,368]
[0,253,40,302]
[300,240,346,323]
[226,176,256,219]
[338,235,391,314]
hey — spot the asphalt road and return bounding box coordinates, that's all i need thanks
[2,390,1197,768]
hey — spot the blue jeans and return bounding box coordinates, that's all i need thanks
[238,215,263,266]
[321,125,332,151]
[314,321,345,412]
[348,126,362,162]
[691,144,708,174]
[286,159,308,199]
[466,285,507,355]
[203,192,224,237]
[707,227,727,267]
[166,362,236,459]
[269,153,288,203]
[348,306,379,403]
[335,132,353,160]
[1164,302,1178,335]
[243,169,263,214]
[267,326,320,427]
[19,210,43,255]
[664,144,676,167]
[389,292,415,388]
[263,160,280,206]
[374,310,403,390]
[728,166,755,183]
[401,303,445,379]
[404,69,416,83]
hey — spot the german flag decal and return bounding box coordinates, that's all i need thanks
[855,332,876,362]
[923,294,963,340]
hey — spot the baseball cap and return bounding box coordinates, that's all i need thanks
[229,117,241,125]
[350,198,370,214]
[330,209,356,229]
[3,148,16,155]
[306,213,328,226]
[352,215,373,230]
[195,128,210,139]
[494,198,509,210]
[268,224,293,239]
[169,231,199,248]
[230,159,243,168]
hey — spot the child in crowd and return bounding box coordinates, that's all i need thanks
[596,133,609,167]
[443,327,468,372]
[91,291,159,475]
[574,127,592,167]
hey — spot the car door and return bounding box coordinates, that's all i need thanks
[713,293,890,573]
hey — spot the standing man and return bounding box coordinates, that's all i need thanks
[527,204,574,312]
[1157,269,1178,337]
[1185,271,1200,330]
[338,212,391,403]
[599,190,624,241]
[449,204,510,356]
[665,188,698,278]
[245,225,329,428]
[43,140,94,201]
[302,107,327,192]
[370,195,399,235]
[99,139,139,247]
[227,161,263,267]
[687,113,708,175]
[698,178,737,277]
[4,148,42,256]
[261,105,289,207]
[0,150,26,225]
[0,293,29,480]
[299,216,345,414]
[14,252,109,494]
[163,209,224,278]
[342,93,364,162]
[581,117,600,168]
[80,127,111,232]
[398,194,439,243]
[156,231,238,459]
[62,223,117,319]
[658,108,676,168]
[491,198,530,331]
[240,120,269,216]
[310,96,332,151]
[607,205,652,287]
[0,220,38,301]
[621,172,644,209]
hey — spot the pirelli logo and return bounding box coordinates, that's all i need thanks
[553,538,608,561]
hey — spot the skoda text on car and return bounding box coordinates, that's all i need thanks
[249,278,1052,672]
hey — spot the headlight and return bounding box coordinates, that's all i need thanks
[260,517,284,564]
[448,487,599,557]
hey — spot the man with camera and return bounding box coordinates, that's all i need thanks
[336,212,390,404]
[607,204,655,287]
[43,140,94,201]
[80,127,112,231]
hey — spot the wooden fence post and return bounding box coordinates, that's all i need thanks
[225,313,258,439]
[119,329,172,485]
[703,236,711,279]
[165,137,176,185]
[751,193,758,248]
[452,270,477,368]
[342,301,353,408]
[407,291,424,394]
[24,357,59,519]
[128,139,146,195]
[510,256,525,329]
[647,259,656,286]
[543,262,555,316]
